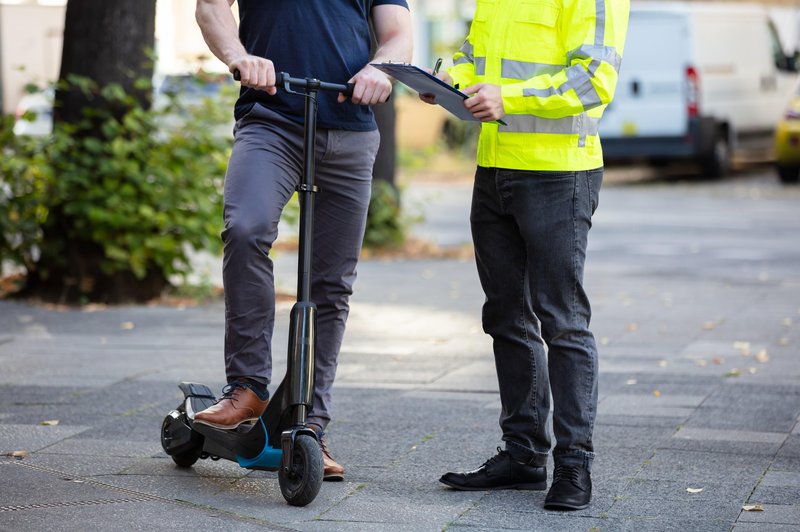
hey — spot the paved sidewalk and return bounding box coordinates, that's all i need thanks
[1,171,800,531]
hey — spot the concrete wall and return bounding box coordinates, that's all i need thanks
[0,4,64,114]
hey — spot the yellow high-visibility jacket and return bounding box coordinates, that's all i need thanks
[448,0,629,171]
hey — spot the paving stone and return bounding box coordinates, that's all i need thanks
[758,470,800,488]
[736,503,800,525]
[732,524,800,532]
[593,424,677,449]
[41,438,162,458]
[0,499,281,531]
[672,426,787,445]
[606,496,742,522]
[635,448,770,486]
[0,424,90,454]
[660,436,784,457]
[0,460,133,507]
[23,452,140,477]
[618,477,752,503]
[748,485,800,506]
[684,406,798,436]
[315,490,473,527]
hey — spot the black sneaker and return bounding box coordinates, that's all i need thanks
[439,447,547,491]
[544,464,592,510]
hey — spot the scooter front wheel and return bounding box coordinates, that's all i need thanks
[278,434,323,506]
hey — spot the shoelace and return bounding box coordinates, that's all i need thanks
[552,465,583,486]
[216,381,248,404]
[480,447,508,468]
[318,436,333,458]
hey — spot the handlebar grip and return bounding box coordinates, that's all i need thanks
[233,70,357,99]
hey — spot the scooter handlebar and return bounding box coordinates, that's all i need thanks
[232,70,355,98]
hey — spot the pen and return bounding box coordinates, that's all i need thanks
[433,57,443,76]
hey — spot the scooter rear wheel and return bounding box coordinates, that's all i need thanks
[278,434,323,506]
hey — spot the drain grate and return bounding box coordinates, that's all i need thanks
[0,497,151,513]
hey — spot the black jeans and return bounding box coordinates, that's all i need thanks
[470,166,602,470]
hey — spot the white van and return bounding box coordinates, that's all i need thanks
[600,1,798,176]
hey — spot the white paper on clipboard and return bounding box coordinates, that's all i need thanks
[373,63,478,122]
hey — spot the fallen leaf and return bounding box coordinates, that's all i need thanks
[626,323,639,332]
[599,337,610,346]
[120,322,135,330]
[653,390,662,397]
[742,504,764,512]
[686,487,703,494]
[782,318,792,327]
[725,368,741,378]
[702,321,717,330]
[755,350,769,363]
[695,359,708,367]
[12,450,28,459]
[779,337,789,346]
[748,367,758,374]
[657,360,668,368]
[733,341,751,355]
[625,379,637,385]
[712,357,725,365]
[40,420,59,426]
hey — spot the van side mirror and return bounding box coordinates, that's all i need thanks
[788,51,800,73]
[775,50,799,73]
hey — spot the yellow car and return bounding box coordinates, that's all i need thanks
[775,90,800,184]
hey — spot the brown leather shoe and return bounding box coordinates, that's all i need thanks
[310,425,344,481]
[194,384,268,430]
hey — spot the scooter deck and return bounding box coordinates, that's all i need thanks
[178,380,292,470]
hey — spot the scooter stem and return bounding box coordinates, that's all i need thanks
[287,82,321,426]
[297,82,319,303]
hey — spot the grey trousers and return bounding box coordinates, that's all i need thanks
[222,103,380,429]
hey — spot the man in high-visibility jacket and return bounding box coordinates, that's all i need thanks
[427,0,629,511]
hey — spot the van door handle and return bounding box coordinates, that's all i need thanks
[760,75,777,91]
[631,80,640,96]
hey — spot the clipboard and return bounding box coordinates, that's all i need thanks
[373,63,506,125]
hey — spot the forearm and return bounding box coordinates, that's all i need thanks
[370,5,412,65]
[195,0,246,67]
[344,5,411,104]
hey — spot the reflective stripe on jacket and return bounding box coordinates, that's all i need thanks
[448,0,629,171]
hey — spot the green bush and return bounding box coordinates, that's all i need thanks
[0,75,233,300]
[364,180,409,249]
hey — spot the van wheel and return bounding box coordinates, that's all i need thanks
[777,165,800,184]
[701,132,731,178]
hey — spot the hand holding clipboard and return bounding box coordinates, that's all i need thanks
[372,63,507,126]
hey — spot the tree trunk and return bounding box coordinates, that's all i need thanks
[23,0,160,304]
[55,0,156,124]
[372,98,397,188]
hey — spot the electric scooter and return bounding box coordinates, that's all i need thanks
[160,72,355,507]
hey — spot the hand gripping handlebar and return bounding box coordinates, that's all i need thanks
[233,70,355,98]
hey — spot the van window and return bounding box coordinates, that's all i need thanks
[768,20,794,71]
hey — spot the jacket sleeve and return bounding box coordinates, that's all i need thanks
[501,0,629,119]
[446,37,477,89]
